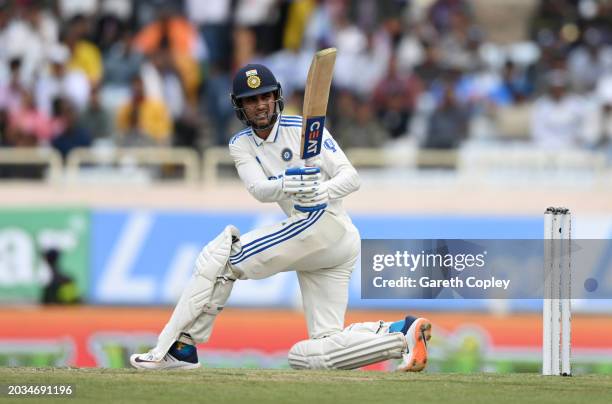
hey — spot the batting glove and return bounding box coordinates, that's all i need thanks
[283,167,328,212]
[291,182,329,212]
[282,167,322,195]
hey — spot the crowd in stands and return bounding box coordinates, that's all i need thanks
[0,0,612,164]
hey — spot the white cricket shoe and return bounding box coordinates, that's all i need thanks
[397,317,432,372]
[130,351,201,370]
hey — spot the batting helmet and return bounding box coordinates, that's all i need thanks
[230,64,284,128]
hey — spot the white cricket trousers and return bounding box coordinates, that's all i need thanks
[229,209,360,338]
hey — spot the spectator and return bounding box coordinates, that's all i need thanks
[24,4,59,52]
[0,58,25,113]
[65,14,104,85]
[336,94,389,148]
[233,27,258,71]
[488,60,533,106]
[202,64,234,145]
[92,0,135,53]
[115,75,172,146]
[598,103,612,151]
[1,91,51,178]
[334,90,358,146]
[343,30,392,97]
[142,49,186,118]
[567,27,612,93]
[429,0,474,35]
[530,70,588,148]
[185,0,232,69]
[35,44,90,115]
[234,0,283,55]
[0,3,53,87]
[134,6,204,60]
[526,46,567,95]
[103,29,143,86]
[593,75,612,151]
[51,97,92,158]
[78,86,113,142]
[424,83,470,149]
[372,54,423,138]
[299,0,336,52]
[439,12,483,72]
[172,104,201,149]
[396,25,426,74]
[93,14,126,55]
[101,29,144,111]
[5,90,54,147]
[133,6,204,104]
[333,8,368,90]
[414,42,445,89]
[283,0,317,52]
[588,101,612,156]
[143,48,201,149]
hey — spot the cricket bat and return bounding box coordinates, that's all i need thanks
[300,48,337,163]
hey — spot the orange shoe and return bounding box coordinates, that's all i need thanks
[397,317,432,372]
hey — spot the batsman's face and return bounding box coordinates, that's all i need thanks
[242,92,276,127]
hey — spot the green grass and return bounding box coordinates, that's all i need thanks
[1,368,612,404]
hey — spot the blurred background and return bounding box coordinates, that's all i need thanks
[0,0,611,373]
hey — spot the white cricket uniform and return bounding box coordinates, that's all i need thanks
[147,114,408,371]
[227,114,361,338]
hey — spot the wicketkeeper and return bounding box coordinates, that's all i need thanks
[131,64,432,371]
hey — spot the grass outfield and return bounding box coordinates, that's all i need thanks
[1,368,611,404]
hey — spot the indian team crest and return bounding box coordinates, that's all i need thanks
[247,75,261,89]
[281,148,293,161]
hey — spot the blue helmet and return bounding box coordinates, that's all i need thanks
[230,64,284,129]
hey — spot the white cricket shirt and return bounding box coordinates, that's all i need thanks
[228,114,360,218]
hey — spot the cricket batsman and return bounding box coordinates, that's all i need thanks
[130,64,432,371]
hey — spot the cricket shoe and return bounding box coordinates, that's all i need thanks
[130,339,201,370]
[397,317,432,372]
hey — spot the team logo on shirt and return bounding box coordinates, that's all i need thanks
[324,138,337,153]
[281,148,293,161]
[247,75,261,89]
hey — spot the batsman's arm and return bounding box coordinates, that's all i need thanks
[319,129,360,199]
[229,143,287,203]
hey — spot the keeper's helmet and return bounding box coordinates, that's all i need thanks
[230,64,284,129]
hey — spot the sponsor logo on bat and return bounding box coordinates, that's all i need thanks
[302,116,325,159]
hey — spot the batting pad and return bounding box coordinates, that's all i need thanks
[186,265,235,343]
[150,225,241,360]
[288,330,406,370]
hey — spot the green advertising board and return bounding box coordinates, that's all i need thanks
[0,208,90,303]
